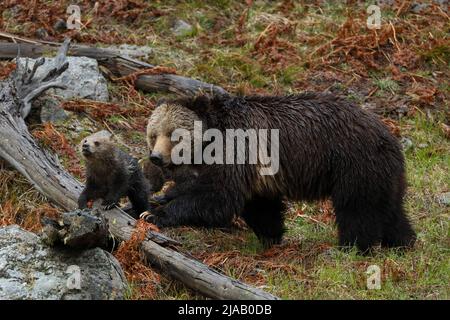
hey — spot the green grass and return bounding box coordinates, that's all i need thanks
[373,77,401,95]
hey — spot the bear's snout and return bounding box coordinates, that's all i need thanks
[150,151,164,167]
[82,143,92,156]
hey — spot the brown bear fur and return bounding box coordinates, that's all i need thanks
[140,157,165,194]
[78,130,150,218]
[145,93,416,252]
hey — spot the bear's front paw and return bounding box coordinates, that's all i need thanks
[139,211,152,220]
[142,213,166,227]
[143,213,162,227]
[101,200,118,211]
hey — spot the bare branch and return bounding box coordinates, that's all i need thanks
[25,57,45,84]
[21,81,67,118]
[41,61,69,82]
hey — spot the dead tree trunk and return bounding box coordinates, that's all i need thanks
[0,39,81,210]
[0,40,227,96]
[0,39,279,300]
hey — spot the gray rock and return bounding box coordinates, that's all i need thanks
[53,19,67,33]
[172,19,194,37]
[0,225,127,300]
[437,192,450,206]
[35,28,49,40]
[17,56,108,102]
[418,143,429,149]
[400,137,413,151]
[16,56,109,122]
[38,97,68,123]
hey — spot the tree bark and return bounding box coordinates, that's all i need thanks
[0,38,279,300]
[0,41,227,96]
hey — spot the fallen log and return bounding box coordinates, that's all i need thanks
[0,39,279,300]
[0,37,227,96]
[41,208,109,249]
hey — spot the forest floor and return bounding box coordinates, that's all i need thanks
[0,1,448,299]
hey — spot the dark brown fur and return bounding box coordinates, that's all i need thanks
[145,93,416,252]
[141,157,165,194]
[78,131,150,218]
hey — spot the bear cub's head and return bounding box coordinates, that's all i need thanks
[146,100,203,167]
[80,130,114,159]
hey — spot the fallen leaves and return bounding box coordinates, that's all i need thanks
[113,66,177,87]
[0,200,61,233]
[198,248,299,286]
[407,84,437,106]
[61,99,153,131]
[0,0,165,44]
[440,123,450,139]
[32,122,84,177]
[0,61,16,80]
[253,20,299,72]
[62,100,127,120]
[393,47,419,69]
[114,219,160,299]
[382,118,402,137]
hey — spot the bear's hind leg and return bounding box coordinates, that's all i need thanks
[242,196,286,248]
[380,199,416,249]
[333,201,383,253]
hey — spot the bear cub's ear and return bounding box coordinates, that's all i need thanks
[96,130,116,143]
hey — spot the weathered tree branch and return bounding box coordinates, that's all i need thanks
[13,39,71,118]
[0,40,227,97]
[0,38,278,300]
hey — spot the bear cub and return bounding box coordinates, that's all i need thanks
[78,130,150,218]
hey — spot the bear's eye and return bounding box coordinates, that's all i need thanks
[94,141,100,146]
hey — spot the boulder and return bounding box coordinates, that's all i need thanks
[0,225,127,300]
[437,192,450,206]
[172,19,194,37]
[16,56,109,123]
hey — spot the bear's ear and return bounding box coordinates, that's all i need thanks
[96,130,113,140]
[158,95,213,115]
[188,95,212,113]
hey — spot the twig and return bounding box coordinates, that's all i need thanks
[389,21,401,53]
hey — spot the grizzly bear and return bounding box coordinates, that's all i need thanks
[145,93,416,252]
[78,130,150,218]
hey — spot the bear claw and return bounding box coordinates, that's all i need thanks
[101,203,117,211]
